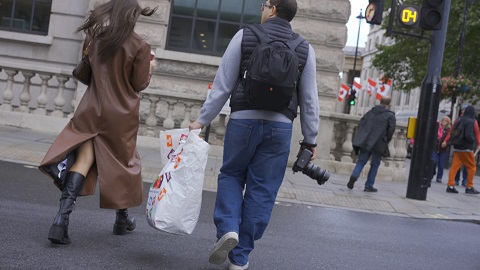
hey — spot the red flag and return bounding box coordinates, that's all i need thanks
[338,83,349,102]
[376,79,392,100]
[352,81,362,95]
[367,79,376,96]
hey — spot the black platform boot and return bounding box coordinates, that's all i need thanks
[113,209,136,235]
[42,151,76,190]
[48,171,85,244]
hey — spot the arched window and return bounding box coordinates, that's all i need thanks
[0,0,52,35]
[166,0,262,56]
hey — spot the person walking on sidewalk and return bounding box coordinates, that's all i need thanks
[432,116,451,183]
[38,0,157,245]
[442,105,480,194]
[189,1,319,269]
[347,96,396,192]
[451,105,477,187]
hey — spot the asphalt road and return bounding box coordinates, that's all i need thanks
[1,160,479,270]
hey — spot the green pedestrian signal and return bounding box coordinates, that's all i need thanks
[348,90,357,106]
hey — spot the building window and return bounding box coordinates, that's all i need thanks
[166,0,262,56]
[0,0,51,35]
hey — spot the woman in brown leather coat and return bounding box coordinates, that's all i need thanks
[38,0,157,245]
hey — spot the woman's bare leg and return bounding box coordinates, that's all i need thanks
[69,139,95,177]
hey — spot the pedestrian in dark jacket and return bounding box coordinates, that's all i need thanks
[347,96,396,192]
[443,105,480,194]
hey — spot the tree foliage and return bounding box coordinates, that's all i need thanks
[372,0,480,103]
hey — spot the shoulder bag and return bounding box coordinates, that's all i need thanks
[72,41,92,85]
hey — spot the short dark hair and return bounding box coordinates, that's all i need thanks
[270,0,297,22]
[380,96,392,106]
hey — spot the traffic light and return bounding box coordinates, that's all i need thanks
[348,90,356,106]
[420,0,445,30]
[365,0,385,25]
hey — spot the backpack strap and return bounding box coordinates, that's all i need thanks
[245,24,271,44]
[246,24,305,51]
[286,34,305,51]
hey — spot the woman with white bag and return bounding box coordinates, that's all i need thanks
[38,0,157,245]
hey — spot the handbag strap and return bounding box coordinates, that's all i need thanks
[83,41,92,56]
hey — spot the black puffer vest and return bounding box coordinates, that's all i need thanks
[230,17,309,120]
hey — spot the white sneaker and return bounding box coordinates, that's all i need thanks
[208,232,239,265]
[229,261,249,270]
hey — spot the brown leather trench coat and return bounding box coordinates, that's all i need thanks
[39,32,152,209]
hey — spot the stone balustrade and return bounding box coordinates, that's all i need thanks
[0,67,77,117]
[0,65,408,182]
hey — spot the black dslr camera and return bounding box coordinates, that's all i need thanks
[292,148,330,185]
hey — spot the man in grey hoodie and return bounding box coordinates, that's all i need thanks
[189,0,319,269]
[347,96,396,192]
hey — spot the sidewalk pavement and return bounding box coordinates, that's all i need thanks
[1,125,480,223]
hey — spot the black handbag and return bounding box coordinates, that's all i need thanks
[72,41,92,85]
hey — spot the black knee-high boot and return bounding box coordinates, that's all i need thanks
[113,209,136,235]
[48,171,85,244]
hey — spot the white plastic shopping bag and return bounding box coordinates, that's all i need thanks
[159,128,190,167]
[146,129,209,235]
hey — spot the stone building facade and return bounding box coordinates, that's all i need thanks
[0,0,351,145]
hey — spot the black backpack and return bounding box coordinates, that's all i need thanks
[449,119,466,146]
[243,24,305,111]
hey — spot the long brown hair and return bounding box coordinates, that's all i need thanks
[76,0,157,62]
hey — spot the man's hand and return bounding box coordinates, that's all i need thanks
[189,120,204,131]
[441,141,447,148]
[297,146,317,160]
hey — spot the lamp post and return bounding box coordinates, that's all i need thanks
[348,9,366,114]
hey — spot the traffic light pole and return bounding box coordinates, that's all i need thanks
[347,10,365,114]
[406,0,451,200]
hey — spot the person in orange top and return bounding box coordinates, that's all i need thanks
[442,106,480,194]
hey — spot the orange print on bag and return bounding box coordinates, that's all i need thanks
[174,156,181,169]
[157,188,167,201]
[152,175,163,189]
[166,135,173,147]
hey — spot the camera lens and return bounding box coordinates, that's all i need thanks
[304,163,330,185]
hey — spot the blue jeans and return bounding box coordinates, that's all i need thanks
[351,148,381,188]
[214,119,292,266]
[432,151,447,180]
